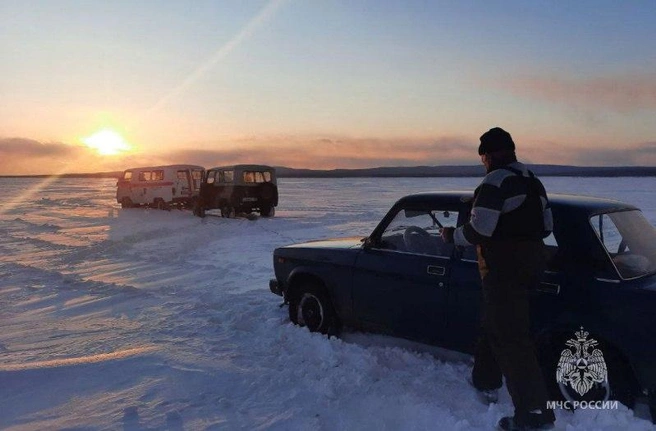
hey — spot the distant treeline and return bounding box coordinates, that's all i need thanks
[2,165,655,179]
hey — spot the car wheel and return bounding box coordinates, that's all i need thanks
[221,207,236,218]
[539,334,637,410]
[120,197,133,208]
[260,205,275,217]
[193,200,206,218]
[288,283,340,335]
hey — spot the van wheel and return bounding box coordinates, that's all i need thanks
[193,201,206,218]
[260,205,275,217]
[222,207,235,218]
[120,197,133,208]
[154,199,168,211]
[288,282,340,336]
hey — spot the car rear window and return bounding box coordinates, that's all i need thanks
[591,210,656,279]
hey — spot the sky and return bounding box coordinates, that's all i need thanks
[1,0,655,174]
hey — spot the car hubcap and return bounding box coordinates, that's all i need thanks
[298,293,323,330]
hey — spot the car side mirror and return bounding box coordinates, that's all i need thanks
[362,237,375,249]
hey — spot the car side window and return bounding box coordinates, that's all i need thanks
[378,208,457,257]
[591,214,622,254]
[590,211,656,279]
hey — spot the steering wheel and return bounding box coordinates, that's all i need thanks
[403,226,432,253]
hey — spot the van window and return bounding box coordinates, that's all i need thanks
[192,170,202,188]
[222,171,234,183]
[177,170,188,180]
[243,171,269,183]
[139,171,152,181]
[152,170,164,181]
[123,171,133,180]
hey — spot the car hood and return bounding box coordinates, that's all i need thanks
[283,236,365,250]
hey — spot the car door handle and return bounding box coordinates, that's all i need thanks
[427,265,445,276]
[537,282,560,295]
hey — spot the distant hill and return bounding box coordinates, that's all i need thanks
[1,165,654,179]
[274,165,656,178]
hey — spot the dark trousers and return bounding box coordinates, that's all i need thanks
[471,241,554,421]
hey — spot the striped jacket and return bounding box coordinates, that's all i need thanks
[454,162,553,247]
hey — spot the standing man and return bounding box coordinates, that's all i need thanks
[442,127,555,431]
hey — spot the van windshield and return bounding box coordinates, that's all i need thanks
[591,210,656,279]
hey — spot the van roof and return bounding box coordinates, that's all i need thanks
[206,164,275,172]
[124,164,205,171]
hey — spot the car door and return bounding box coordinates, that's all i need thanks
[351,206,458,345]
[446,217,566,354]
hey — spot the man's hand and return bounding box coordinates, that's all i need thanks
[441,227,455,244]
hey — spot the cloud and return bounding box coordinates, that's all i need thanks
[496,73,656,113]
[165,135,479,169]
[0,138,78,158]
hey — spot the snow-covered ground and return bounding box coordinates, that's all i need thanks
[1,176,655,431]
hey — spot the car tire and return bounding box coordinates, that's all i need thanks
[260,205,275,217]
[222,207,236,218]
[539,334,637,410]
[288,283,340,336]
[193,200,206,218]
[120,197,133,208]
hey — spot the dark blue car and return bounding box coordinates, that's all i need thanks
[269,192,656,418]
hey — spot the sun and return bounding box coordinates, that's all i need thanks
[82,129,131,155]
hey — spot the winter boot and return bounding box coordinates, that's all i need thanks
[497,410,555,431]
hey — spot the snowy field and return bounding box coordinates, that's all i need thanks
[1,176,655,431]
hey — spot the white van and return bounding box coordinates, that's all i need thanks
[116,164,205,209]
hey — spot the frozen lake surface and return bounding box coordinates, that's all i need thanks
[1,176,655,430]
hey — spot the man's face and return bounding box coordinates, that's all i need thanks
[481,153,492,171]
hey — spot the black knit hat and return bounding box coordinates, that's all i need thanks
[478,127,515,155]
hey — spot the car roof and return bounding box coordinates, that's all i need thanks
[397,191,639,215]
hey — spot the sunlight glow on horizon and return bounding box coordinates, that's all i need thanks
[82,129,132,156]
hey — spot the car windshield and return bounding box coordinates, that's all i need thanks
[591,210,656,279]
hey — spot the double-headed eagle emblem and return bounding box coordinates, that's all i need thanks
[556,327,608,396]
